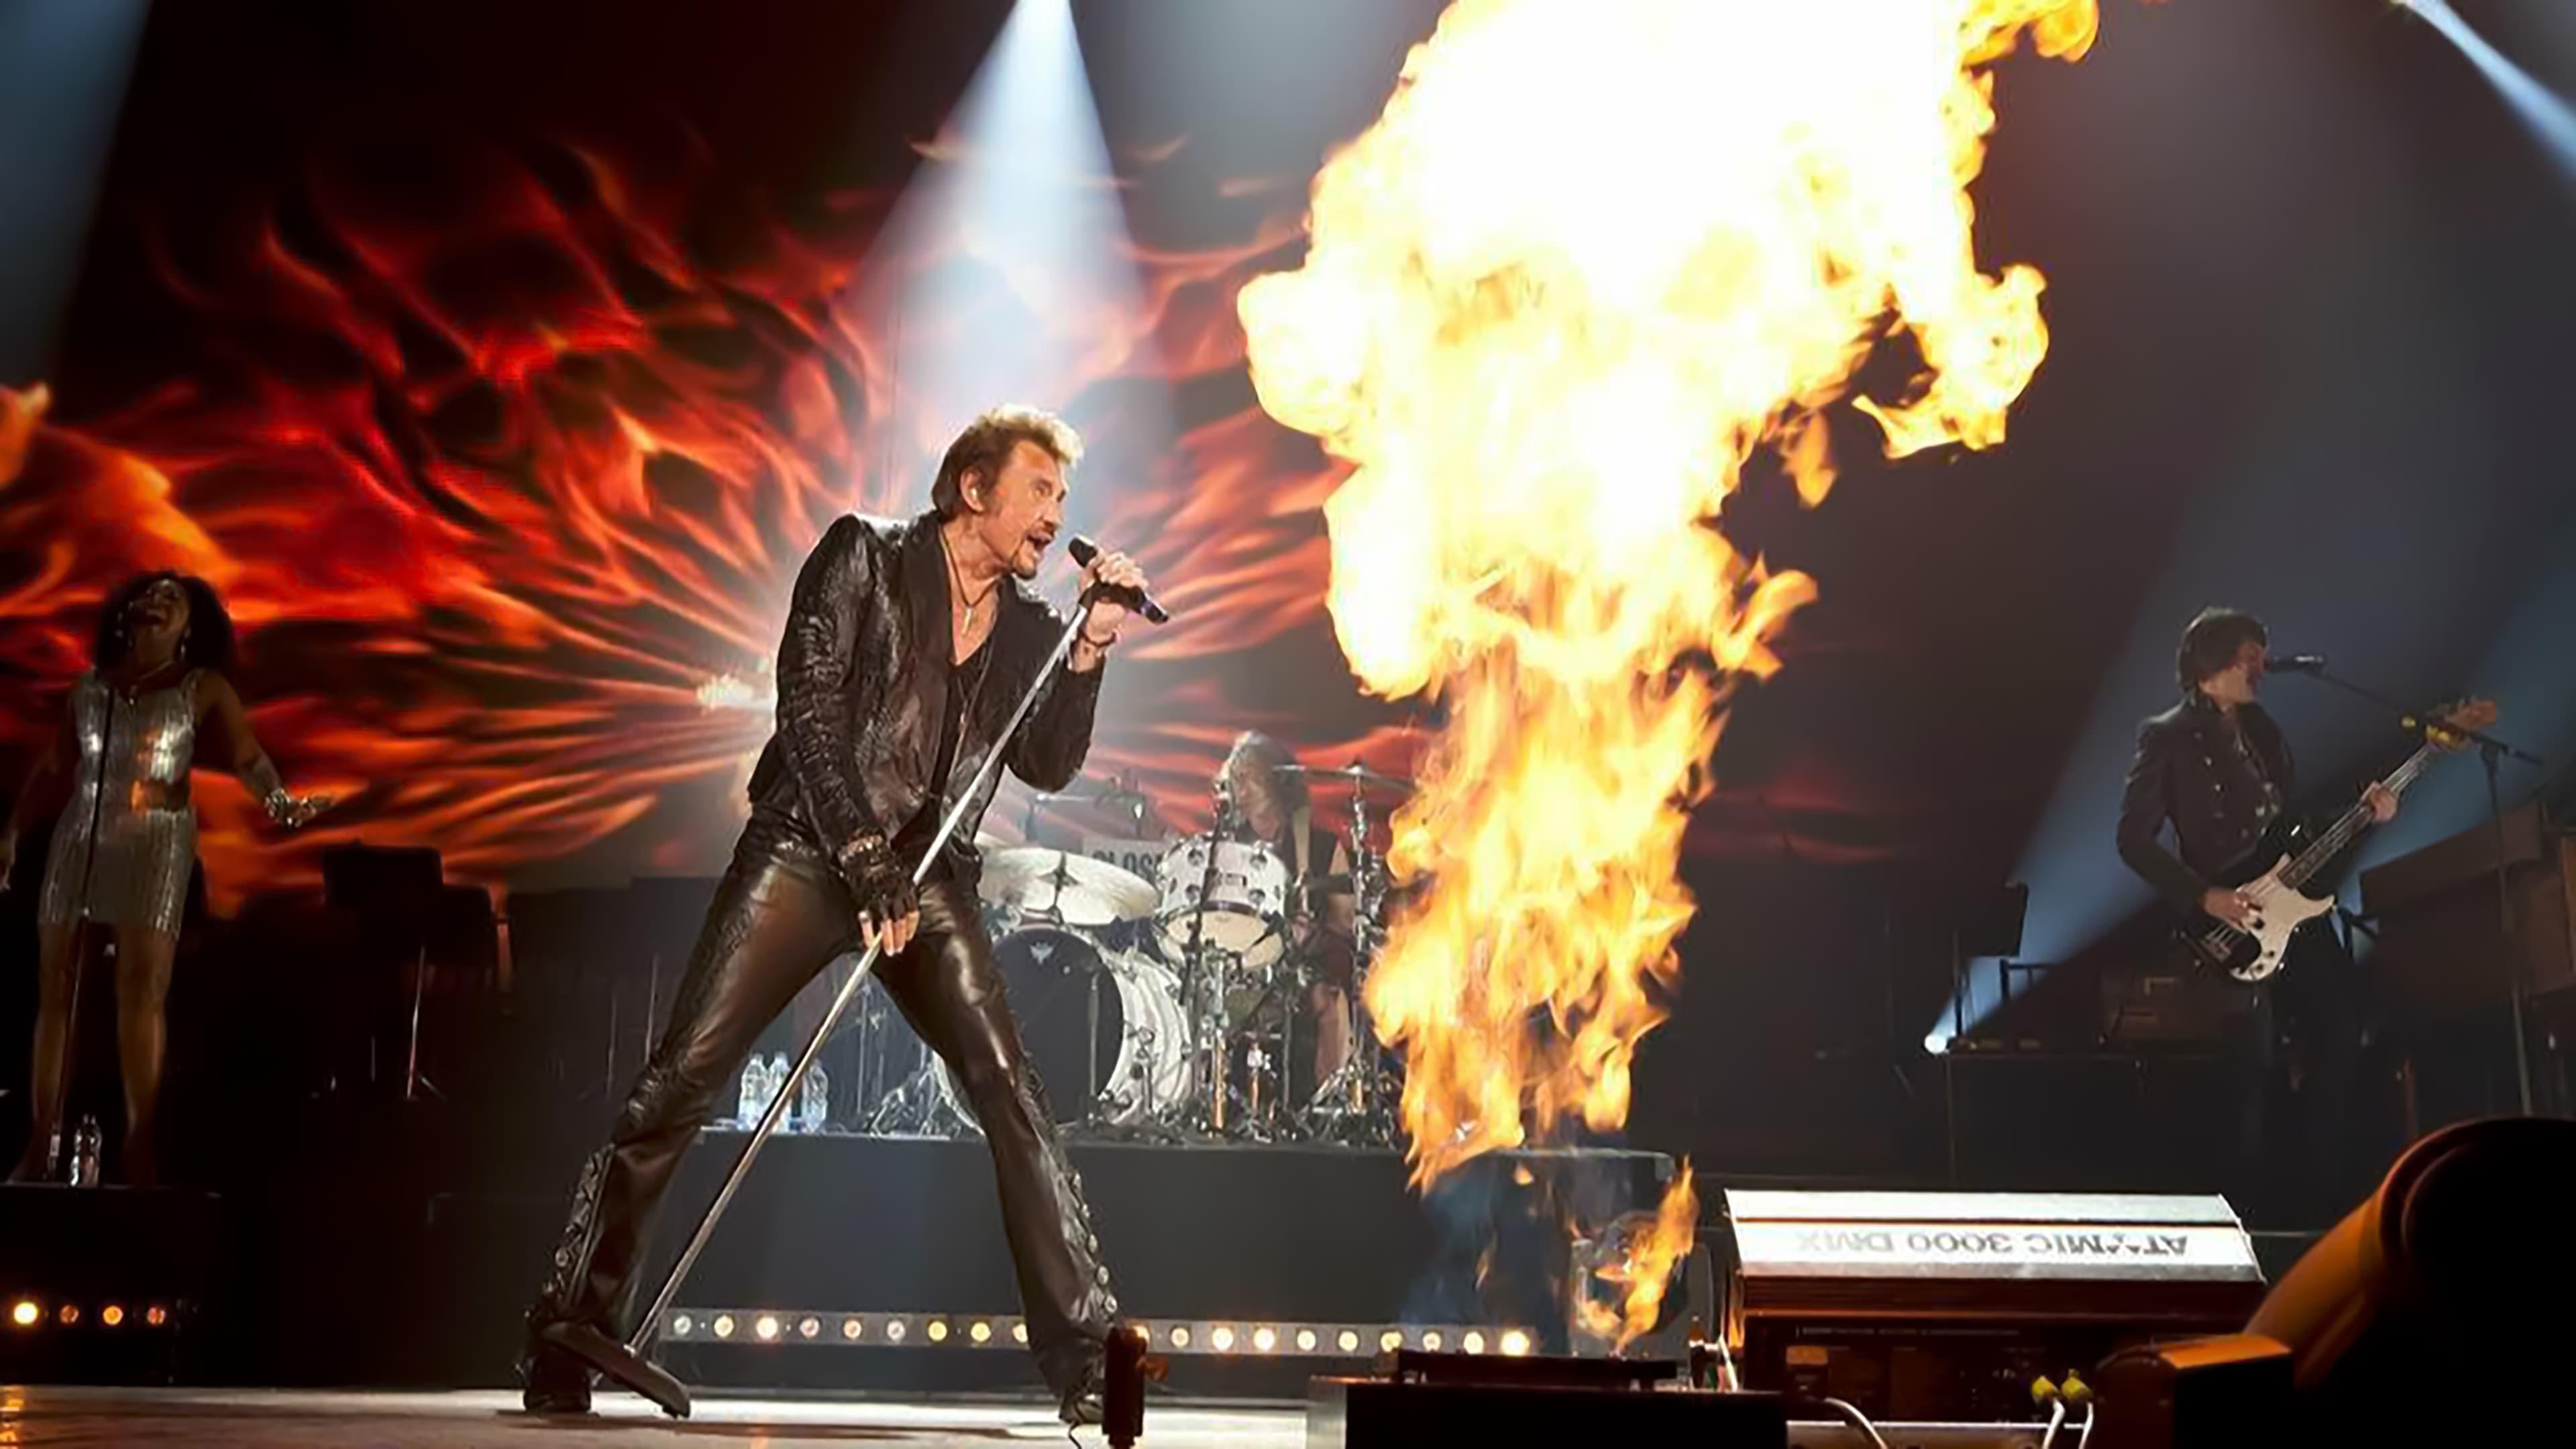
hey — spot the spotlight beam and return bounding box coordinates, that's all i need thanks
[855,0,1173,475]
[844,0,1181,816]
[2402,0,2576,181]
[0,0,152,381]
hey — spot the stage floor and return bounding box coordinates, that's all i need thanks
[0,1386,2069,1446]
[0,1386,1305,1446]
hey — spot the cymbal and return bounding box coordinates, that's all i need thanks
[979,847,1159,928]
[1277,761,1413,792]
[1031,773,1150,803]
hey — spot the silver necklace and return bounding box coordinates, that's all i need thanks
[943,531,999,633]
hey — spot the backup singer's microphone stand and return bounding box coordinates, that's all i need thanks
[548,585,1138,1418]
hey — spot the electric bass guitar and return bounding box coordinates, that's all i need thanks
[2185,698,2496,982]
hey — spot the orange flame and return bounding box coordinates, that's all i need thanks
[1576,1163,1699,1354]
[1237,0,2106,1326]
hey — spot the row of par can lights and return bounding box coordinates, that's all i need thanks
[664,1308,1532,1360]
[9,1299,174,1330]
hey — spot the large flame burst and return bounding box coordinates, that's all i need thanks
[1239,0,2106,1301]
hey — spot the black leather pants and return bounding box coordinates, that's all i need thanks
[527,810,1116,1394]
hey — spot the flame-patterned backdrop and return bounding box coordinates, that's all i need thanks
[0,0,1426,906]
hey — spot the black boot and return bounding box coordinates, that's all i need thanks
[519,1341,594,1415]
[537,1320,692,1418]
[1055,1350,1106,1428]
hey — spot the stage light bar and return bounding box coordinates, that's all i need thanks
[3,1298,182,1332]
[663,1309,1527,1359]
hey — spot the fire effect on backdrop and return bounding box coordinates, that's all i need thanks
[0,140,1360,902]
[1240,0,2107,1342]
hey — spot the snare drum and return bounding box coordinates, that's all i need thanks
[1152,834,1290,969]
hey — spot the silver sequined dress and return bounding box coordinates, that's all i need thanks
[36,669,201,936]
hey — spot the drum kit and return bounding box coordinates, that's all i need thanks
[849,761,1414,1146]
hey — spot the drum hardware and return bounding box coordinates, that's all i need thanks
[841,755,1417,1149]
[1155,792,1298,1138]
[857,969,972,1140]
[861,1059,971,1138]
[925,927,1191,1138]
[1295,761,1403,1146]
[1274,759,1413,789]
[845,962,894,1121]
[1153,835,1290,969]
[1025,770,1159,836]
[980,847,1159,930]
[1169,780,1238,1136]
[1193,955,1312,1142]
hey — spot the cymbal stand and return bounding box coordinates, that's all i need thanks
[1175,790,1237,1138]
[1302,770,1399,1146]
[1068,916,1112,1136]
[849,959,891,1121]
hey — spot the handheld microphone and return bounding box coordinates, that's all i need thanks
[1067,535,1171,625]
[2265,653,2327,674]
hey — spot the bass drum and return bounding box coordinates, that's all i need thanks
[936,927,1187,1130]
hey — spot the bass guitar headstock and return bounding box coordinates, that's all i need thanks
[2416,698,2499,753]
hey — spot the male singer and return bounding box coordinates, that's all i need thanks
[523,407,1149,1426]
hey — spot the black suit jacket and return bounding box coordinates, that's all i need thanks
[2116,693,2292,912]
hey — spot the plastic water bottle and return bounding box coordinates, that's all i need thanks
[795,1061,828,1134]
[736,1058,764,1128]
[72,1115,101,1187]
[763,1053,789,1124]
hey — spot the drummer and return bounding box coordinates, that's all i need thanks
[1217,732,1360,1095]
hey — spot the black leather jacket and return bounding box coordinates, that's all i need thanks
[2116,692,2291,912]
[745,511,1104,887]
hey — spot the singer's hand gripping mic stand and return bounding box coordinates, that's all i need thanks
[542,578,1140,1417]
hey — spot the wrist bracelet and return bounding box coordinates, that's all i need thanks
[1079,628,1118,649]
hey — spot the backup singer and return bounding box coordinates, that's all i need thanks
[521,407,1150,1425]
[1,573,325,1185]
[2116,607,2394,1218]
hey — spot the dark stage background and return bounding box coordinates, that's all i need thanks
[1,1,2574,1368]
